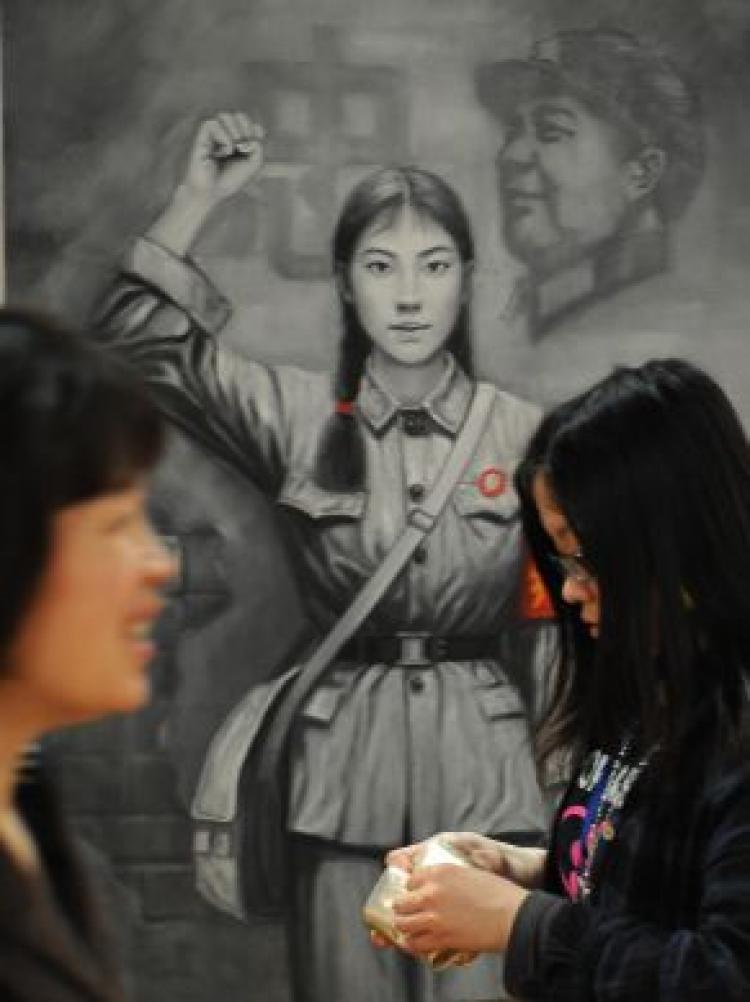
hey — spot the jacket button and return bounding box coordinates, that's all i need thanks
[408,483,425,503]
[409,675,425,693]
[413,545,427,564]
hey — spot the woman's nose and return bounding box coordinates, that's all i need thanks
[499,118,538,166]
[396,269,421,312]
[144,531,181,588]
[561,575,587,605]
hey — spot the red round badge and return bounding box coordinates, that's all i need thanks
[476,467,507,498]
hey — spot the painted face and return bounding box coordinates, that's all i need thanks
[532,472,601,638]
[497,94,638,275]
[3,483,176,729]
[347,205,465,368]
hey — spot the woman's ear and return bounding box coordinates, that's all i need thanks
[335,264,353,303]
[460,260,475,304]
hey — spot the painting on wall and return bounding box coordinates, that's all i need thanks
[3,1,750,1000]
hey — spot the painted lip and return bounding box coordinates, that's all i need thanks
[389,322,431,332]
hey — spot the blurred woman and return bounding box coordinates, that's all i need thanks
[0,309,175,1001]
[384,359,750,1001]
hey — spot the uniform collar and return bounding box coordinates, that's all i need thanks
[357,353,473,436]
[506,217,669,340]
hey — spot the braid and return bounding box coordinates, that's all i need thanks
[314,301,368,492]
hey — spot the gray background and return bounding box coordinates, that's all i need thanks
[4,1,750,1000]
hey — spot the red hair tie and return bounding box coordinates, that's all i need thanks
[335,400,355,416]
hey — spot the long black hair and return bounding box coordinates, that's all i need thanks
[515,359,750,773]
[0,308,163,659]
[315,166,475,492]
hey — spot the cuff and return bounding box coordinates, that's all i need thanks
[124,238,231,335]
[504,889,566,997]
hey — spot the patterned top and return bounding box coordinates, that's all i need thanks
[505,726,750,1001]
[554,740,648,902]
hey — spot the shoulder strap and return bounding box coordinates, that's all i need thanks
[256,383,496,783]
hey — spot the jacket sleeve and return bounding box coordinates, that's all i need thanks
[91,237,305,494]
[504,766,750,1001]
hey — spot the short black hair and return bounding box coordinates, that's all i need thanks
[516,359,750,772]
[0,307,163,656]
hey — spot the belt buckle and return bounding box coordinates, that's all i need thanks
[396,632,433,667]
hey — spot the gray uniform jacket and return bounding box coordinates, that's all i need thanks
[94,237,551,848]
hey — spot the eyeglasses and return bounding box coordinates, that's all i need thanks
[548,551,597,587]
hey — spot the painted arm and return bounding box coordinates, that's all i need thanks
[92,114,302,494]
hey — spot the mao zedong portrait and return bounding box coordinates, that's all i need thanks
[477,29,705,338]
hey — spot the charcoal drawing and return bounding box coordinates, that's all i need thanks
[4,2,750,1000]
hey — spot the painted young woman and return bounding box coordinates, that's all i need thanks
[94,112,552,1001]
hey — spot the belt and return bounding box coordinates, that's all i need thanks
[338,632,497,667]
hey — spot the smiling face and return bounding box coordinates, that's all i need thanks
[347,204,465,369]
[1,483,176,730]
[498,93,643,275]
[532,471,601,638]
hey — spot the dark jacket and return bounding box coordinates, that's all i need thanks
[0,756,127,1002]
[505,719,750,1001]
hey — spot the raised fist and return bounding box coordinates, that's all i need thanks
[182,112,265,203]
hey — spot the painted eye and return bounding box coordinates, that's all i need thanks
[537,124,574,143]
[365,259,391,274]
[425,259,452,274]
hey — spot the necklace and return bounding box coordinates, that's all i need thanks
[575,735,650,902]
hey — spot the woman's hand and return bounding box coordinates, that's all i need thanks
[393,864,528,955]
[384,840,427,874]
[441,832,547,889]
[370,833,541,956]
[368,841,426,949]
[146,112,265,257]
[385,832,547,887]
